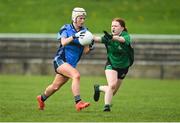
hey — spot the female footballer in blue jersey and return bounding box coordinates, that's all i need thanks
[37,7,91,111]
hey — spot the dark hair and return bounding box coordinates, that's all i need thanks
[112,18,128,32]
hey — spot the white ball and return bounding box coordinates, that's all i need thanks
[79,30,93,46]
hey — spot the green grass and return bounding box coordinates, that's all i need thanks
[0,0,180,34]
[0,74,180,122]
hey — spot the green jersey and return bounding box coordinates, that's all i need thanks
[101,31,132,68]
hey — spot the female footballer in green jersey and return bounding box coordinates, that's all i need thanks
[93,18,133,111]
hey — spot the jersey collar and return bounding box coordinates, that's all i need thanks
[71,23,84,32]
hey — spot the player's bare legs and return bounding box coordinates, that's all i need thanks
[37,63,89,111]
[44,74,69,97]
[57,63,81,96]
[104,70,118,109]
[57,63,90,111]
[94,70,122,111]
[37,74,68,110]
[113,79,122,95]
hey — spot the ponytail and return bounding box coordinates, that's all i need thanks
[124,27,128,32]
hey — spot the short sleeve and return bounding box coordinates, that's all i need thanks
[57,30,67,40]
[57,25,68,40]
[123,35,131,45]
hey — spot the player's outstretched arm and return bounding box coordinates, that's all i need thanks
[93,35,101,43]
[112,35,125,43]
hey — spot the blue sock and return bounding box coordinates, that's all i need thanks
[41,94,48,102]
[74,95,81,104]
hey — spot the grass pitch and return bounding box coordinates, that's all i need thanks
[0,75,180,122]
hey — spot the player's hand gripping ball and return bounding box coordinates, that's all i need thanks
[78,30,93,46]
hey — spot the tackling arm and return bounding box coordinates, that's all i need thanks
[113,36,125,43]
[93,36,101,43]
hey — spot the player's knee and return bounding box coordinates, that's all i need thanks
[109,84,116,90]
[72,72,80,80]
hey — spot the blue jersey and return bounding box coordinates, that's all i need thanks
[54,24,87,68]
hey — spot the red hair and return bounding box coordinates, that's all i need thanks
[112,18,128,32]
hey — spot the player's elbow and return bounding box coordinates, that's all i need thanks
[119,37,125,43]
[110,84,116,90]
[61,42,66,46]
[60,39,67,46]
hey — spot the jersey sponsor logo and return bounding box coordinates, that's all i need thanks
[107,65,111,67]
[106,65,112,70]
[118,46,122,50]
